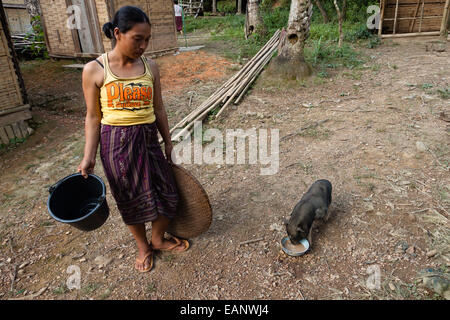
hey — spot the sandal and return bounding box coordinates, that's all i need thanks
[135,251,154,273]
[154,236,190,253]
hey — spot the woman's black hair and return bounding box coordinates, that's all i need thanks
[102,6,151,40]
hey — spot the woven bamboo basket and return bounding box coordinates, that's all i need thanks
[167,163,212,239]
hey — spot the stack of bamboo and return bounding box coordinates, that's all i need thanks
[164,29,281,143]
[11,33,44,51]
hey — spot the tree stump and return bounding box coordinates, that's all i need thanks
[266,0,313,81]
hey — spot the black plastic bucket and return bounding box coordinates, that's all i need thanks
[47,173,109,231]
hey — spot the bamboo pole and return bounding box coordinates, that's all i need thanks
[419,0,425,33]
[218,30,281,102]
[378,0,386,37]
[233,41,279,104]
[215,39,279,118]
[409,0,421,33]
[164,30,281,143]
[393,0,399,34]
[221,29,280,88]
[441,0,450,37]
[234,48,274,104]
[381,31,440,38]
[384,15,444,21]
[167,29,280,135]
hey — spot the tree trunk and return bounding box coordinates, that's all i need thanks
[333,0,344,47]
[267,0,313,81]
[236,0,248,14]
[245,0,264,38]
[342,0,347,21]
[213,0,217,14]
[237,0,243,14]
[314,0,329,23]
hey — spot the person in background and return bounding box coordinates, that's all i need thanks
[174,0,183,35]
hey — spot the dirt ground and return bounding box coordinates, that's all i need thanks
[0,35,449,300]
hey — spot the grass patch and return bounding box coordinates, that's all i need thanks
[437,87,450,99]
[304,38,365,76]
[53,282,69,295]
[182,3,376,76]
[82,282,101,294]
[147,282,157,294]
[297,127,332,140]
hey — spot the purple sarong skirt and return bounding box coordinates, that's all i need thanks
[175,16,183,31]
[99,123,179,225]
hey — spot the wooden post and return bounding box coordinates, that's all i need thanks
[378,0,386,37]
[419,0,425,33]
[409,0,421,33]
[441,0,450,37]
[393,0,399,34]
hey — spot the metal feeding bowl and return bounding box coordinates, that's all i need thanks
[281,236,310,256]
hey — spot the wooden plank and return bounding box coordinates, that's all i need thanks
[441,0,450,35]
[381,30,440,36]
[0,104,30,116]
[18,120,29,138]
[11,122,23,139]
[4,125,15,140]
[0,126,10,144]
[87,0,104,53]
[0,109,32,127]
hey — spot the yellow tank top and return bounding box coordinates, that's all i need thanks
[100,53,156,126]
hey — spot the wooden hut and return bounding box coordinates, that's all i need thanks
[3,0,32,35]
[379,0,450,38]
[38,0,178,59]
[0,1,31,146]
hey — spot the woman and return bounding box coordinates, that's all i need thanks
[174,1,183,34]
[77,6,189,273]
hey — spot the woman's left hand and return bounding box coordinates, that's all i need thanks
[165,142,174,163]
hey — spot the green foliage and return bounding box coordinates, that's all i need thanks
[437,87,450,99]
[185,0,381,67]
[217,0,236,14]
[0,136,27,151]
[22,15,49,59]
[312,0,380,24]
[304,37,364,72]
[261,5,290,35]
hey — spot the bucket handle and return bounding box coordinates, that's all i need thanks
[48,181,62,194]
[48,174,105,203]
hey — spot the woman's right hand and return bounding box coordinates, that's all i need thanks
[77,157,95,178]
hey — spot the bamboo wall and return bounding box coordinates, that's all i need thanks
[110,0,178,53]
[39,0,177,58]
[0,2,31,145]
[39,0,77,57]
[382,0,449,34]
